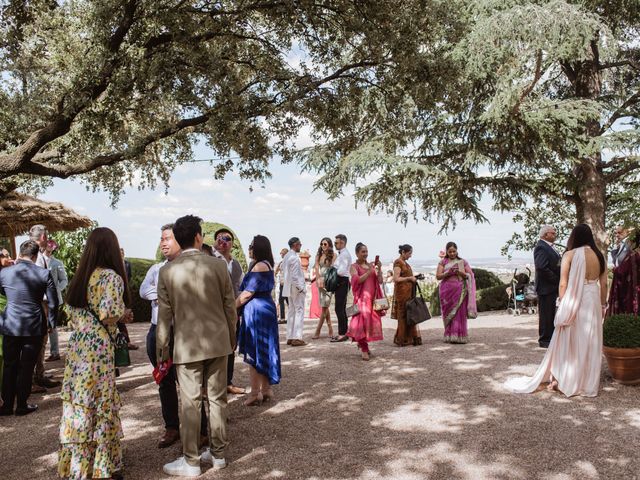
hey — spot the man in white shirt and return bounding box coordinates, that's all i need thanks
[212,228,245,395]
[331,234,352,342]
[44,240,68,362]
[140,224,185,448]
[274,248,289,323]
[282,237,307,346]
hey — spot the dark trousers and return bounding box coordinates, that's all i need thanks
[538,293,557,347]
[146,324,207,432]
[33,333,48,381]
[1,335,42,411]
[226,320,240,386]
[278,284,288,319]
[335,277,350,336]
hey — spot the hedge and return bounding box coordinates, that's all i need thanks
[429,268,507,316]
[603,314,640,348]
[127,257,155,323]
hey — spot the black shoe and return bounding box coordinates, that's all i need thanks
[0,408,14,416]
[15,404,38,416]
[35,377,61,388]
[539,342,550,348]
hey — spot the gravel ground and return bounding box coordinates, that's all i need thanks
[1,312,638,480]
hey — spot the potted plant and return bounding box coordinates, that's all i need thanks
[603,314,640,384]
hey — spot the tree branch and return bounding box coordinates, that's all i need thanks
[600,90,640,134]
[599,59,640,71]
[0,0,139,176]
[512,49,543,115]
[604,156,640,182]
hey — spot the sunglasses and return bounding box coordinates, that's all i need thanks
[321,242,329,246]
[217,235,233,243]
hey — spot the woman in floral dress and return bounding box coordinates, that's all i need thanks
[58,228,132,480]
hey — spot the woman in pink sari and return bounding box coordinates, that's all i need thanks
[436,242,477,344]
[347,243,385,361]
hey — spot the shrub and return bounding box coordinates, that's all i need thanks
[603,315,640,348]
[127,258,155,323]
[473,268,503,290]
[476,284,510,312]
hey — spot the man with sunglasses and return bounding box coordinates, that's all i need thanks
[212,228,246,395]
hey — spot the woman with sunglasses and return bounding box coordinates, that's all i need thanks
[312,238,336,339]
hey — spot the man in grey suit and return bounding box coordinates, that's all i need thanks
[157,215,237,477]
[0,240,58,416]
[212,227,246,395]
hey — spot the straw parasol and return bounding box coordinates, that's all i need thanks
[0,191,92,255]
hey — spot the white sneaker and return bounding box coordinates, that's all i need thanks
[200,449,227,469]
[163,456,202,477]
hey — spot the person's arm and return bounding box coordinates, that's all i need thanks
[393,264,416,283]
[293,259,305,291]
[600,266,609,313]
[436,261,456,280]
[45,271,59,329]
[139,265,158,301]
[57,263,69,292]
[221,268,238,350]
[156,269,172,363]
[353,264,373,284]
[557,252,572,300]
[534,246,560,284]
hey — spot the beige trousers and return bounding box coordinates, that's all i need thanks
[175,356,228,466]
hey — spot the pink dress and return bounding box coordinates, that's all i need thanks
[347,263,384,345]
[309,280,321,319]
[504,247,603,397]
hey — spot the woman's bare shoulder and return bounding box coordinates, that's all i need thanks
[252,262,271,273]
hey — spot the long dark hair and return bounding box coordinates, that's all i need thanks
[316,237,335,266]
[66,228,131,308]
[445,241,460,259]
[250,235,274,267]
[566,224,605,274]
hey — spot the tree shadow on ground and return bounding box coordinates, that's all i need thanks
[1,315,638,480]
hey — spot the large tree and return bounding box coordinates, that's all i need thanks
[302,0,640,250]
[0,0,388,201]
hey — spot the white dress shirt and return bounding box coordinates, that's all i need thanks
[139,261,167,325]
[335,247,353,278]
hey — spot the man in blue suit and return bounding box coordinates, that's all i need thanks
[534,225,561,348]
[0,240,58,415]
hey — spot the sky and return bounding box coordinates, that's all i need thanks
[19,142,530,264]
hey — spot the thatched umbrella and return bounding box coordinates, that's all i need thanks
[0,192,92,256]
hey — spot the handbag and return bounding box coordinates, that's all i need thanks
[373,285,390,311]
[88,308,131,369]
[346,303,360,317]
[323,266,339,292]
[405,283,431,326]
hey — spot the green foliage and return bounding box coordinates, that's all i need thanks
[127,257,155,324]
[50,223,97,283]
[473,268,503,290]
[154,221,247,271]
[603,315,640,349]
[476,284,510,312]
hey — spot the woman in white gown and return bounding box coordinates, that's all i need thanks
[505,224,608,397]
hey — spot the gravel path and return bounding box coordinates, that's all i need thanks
[1,312,638,480]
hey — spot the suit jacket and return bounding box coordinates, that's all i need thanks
[282,250,305,298]
[213,250,244,298]
[534,240,561,296]
[0,260,59,336]
[47,256,68,305]
[156,250,237,364]
[611,240,630,268]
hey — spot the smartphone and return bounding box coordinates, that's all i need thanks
[375,255,380,264]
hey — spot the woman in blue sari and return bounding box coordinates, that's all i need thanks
[236,235,281,406]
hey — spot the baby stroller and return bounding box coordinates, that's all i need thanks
[506,268,538,316]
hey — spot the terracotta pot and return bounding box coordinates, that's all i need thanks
[299,251,311,272]
[603,346,640,385]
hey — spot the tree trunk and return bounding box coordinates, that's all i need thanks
[572,45,608,252]
[575,155,608,251]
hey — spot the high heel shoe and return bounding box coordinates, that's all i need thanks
[244,392,263,406]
